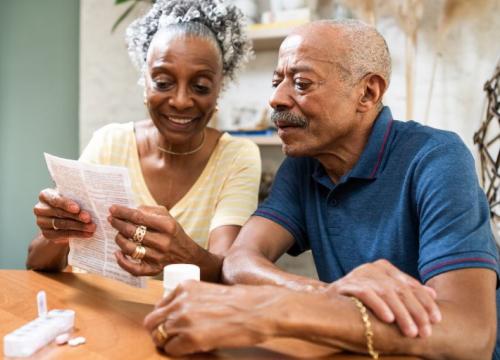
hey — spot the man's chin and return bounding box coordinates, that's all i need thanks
[281,143,310,157]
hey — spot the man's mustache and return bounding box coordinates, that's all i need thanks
[271,110,308,128]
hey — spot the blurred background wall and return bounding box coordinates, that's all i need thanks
[0,0,80,268]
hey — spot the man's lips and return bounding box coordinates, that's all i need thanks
[275,120,301,129]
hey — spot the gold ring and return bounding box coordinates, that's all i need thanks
[133,225,147,244]
[131,245,146,261]
[154,323,168,344]
[52,218,60,231]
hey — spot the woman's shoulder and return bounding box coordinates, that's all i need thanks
[216,132,260,158]
[80,122,136,164]
[91,122,135,143]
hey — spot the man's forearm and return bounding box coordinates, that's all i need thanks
[26,234,69,271]
[222,247,326,291]
[271,292,495,360]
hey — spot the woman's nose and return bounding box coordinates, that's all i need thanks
[168,86,194,110]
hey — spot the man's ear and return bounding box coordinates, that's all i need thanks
[357,73,387,113]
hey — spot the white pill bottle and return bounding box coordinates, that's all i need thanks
[163,264,200,297]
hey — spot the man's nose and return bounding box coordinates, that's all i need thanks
[269,81,293,111]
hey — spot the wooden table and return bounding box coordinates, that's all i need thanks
[0,270,419,359]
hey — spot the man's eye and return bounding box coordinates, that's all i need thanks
[271,79,281,88]
[294,80,311,91]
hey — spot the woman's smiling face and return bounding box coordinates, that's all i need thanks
[144,30,223,147]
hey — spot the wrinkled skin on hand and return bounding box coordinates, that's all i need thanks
[144,280,300,356]
[34,188,96,244]
[108,205,199,277]
[328,259,442,338]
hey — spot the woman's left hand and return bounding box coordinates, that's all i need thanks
[108,204,197,276]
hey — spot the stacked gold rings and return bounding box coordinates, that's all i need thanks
[131,225,147,261]
[131,245,146,260]
[133,225,147,243]
[154,323,168,345]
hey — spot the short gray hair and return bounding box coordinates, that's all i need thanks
[314,19,392,86]
[126,0,252,85]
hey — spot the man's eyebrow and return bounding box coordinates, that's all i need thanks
[273,65,318,77]
[289,65,316,74]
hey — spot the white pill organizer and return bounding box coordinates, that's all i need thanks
[3,291,75,358]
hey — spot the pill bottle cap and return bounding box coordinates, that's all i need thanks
[163,264,200,295]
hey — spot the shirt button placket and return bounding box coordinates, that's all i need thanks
[326,190,339,234]
[327,191,338,207]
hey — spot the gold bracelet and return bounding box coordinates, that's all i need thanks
[351,296,379,359]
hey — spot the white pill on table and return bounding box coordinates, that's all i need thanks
[68,336,86,346]
[55,333,70,345]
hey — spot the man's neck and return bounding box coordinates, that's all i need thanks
[316,112,377,184]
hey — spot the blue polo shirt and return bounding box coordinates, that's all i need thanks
[255,106,500,358]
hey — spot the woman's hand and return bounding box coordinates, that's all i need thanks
[108,205,200,277]
[33,188,95,245]
[328,259,442,338]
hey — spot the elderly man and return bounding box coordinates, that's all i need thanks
[144,20,499,359]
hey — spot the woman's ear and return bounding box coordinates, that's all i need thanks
[357,73,387,113]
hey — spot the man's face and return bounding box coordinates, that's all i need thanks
[270,32,362,157]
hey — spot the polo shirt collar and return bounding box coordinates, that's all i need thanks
[347,106,394,180]
[312,106,394,188]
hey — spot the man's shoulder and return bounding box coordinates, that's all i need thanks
[391,120,467,156]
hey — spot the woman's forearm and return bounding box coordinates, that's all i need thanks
[195,248,223,282]
[26,233,69,271]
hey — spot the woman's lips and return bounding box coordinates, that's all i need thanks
[161,115,199,130]
[169,116,195,125]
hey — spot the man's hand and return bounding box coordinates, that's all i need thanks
[143,281,291,356]
[328,259,442,338]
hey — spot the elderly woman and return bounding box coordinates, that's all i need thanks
[26,0,261,282]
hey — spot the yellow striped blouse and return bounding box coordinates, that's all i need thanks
[79,122,261,248]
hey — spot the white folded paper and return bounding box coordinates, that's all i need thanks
[44,153,145,288]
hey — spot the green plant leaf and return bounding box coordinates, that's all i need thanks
[115,0,133,4]
[111,1,139,33]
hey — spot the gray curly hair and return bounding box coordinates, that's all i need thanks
[126,0,252,85]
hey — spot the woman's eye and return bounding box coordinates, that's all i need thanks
[153,79,173,91]
[193,84,210,94]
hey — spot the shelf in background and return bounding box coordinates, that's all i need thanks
[228,130,282,146]
[243,135,282,146]
[247,21,308,51]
